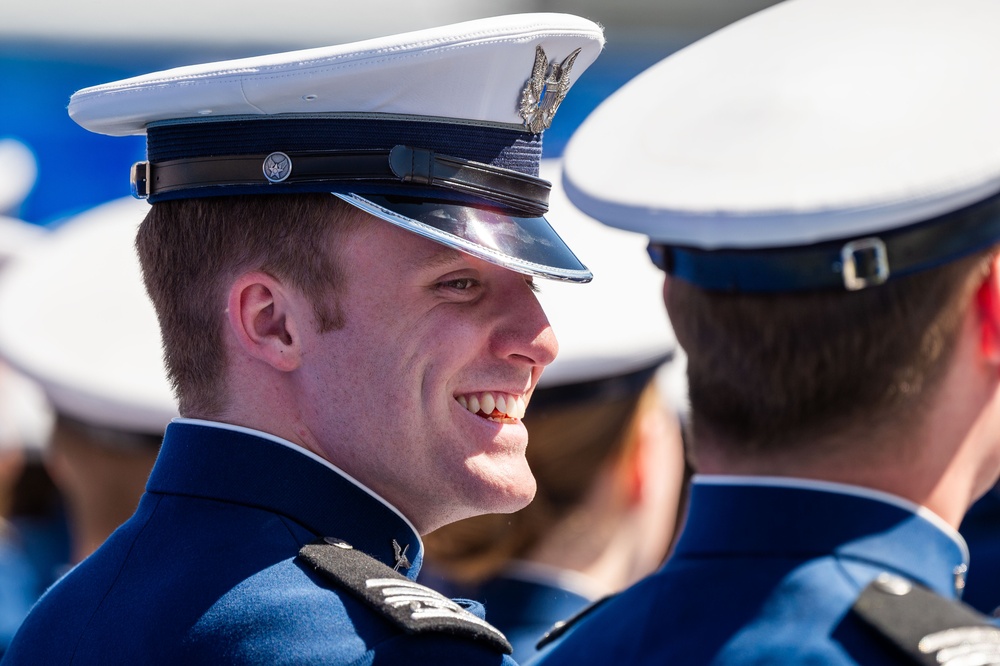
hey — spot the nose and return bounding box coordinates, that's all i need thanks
[491,275,558,368]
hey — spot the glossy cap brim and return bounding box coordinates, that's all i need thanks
[335,192,592,283]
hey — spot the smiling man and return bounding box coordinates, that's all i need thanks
[1,15,603,665]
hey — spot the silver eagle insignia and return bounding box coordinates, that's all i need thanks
[392,539,411,572]
[519,46,582,134]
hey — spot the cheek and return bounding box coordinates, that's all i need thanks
[405,318,476,373]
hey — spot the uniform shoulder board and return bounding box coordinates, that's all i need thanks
[535,594,615,651]
[851,572,1000,665]
[298,539,512,655]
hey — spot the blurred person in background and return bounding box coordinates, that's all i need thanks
[0,214,60,653]
[535,0,1000,663]
[0,140,37,220]
[421,160,690,662]
[0,197,176,568]
[0,359,58,656]
[0,187,65,657]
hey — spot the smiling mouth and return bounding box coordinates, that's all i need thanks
[456,392,527,423]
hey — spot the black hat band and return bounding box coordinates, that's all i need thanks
[648,188,1000,292]
[132,146,551,216]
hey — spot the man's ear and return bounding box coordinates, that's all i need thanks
[225,271,302,372]
[615,407,664,507]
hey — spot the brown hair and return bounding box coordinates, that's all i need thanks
[135,194,369,416]
[666,249,997,462]
[424,379,671,583]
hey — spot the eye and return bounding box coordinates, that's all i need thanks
[524,277,540,294]
[439,277,479,291]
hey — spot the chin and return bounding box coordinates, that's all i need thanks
[464,455,537,515]
[504,462,538,509]
[492,474,537,514]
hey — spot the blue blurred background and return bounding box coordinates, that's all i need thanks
[0,1,780,226]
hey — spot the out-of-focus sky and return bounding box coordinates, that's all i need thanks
[1,1,780,48]
[0,0,782,224]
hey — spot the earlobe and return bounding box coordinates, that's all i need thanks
[617,411,659,507]
[976,257,1000,364]
[226,272,301,372]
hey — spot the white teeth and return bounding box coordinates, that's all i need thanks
[455,391,526,420]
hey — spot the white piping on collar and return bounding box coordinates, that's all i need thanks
[693,474,969,565]
[172,418,423,548]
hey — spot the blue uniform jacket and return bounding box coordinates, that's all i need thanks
[2,420,517,665]
[959,485,1000,614]
[531,478,972,665]
[425,568,592,663]
[475,573,591,663]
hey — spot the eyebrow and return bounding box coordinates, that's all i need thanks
[410,245,467,271]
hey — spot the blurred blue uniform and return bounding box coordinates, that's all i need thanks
[2,421,515,665]
[0,512,69,657]
[0,536,42,655]
[959,486,1000,614]
[532,479,974,665]
[453,571,592,662]
[0,480,69,656]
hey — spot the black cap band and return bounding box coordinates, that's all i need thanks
[648,188,1000,292]
[132,146,551,215]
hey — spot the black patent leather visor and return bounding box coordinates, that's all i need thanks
[335,192,592,283]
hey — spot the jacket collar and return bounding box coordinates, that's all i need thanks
[675,480,968,598]
[146,420,423,580]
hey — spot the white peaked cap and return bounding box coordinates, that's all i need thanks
[0,197,178,434]
[535,159,682,391]
[68,14,606,284]
[0,362,54,452]
[0,139,38,215]
[0,213,52,451]
[0,214,46,266]
[564,0,1000,292]
[69,14,605,138]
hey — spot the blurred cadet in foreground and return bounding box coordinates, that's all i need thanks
[422,160,690,662]
[0,197,175,568]
[535,0,1000,663]
[2,14,604,665]
[0,215,60,655]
